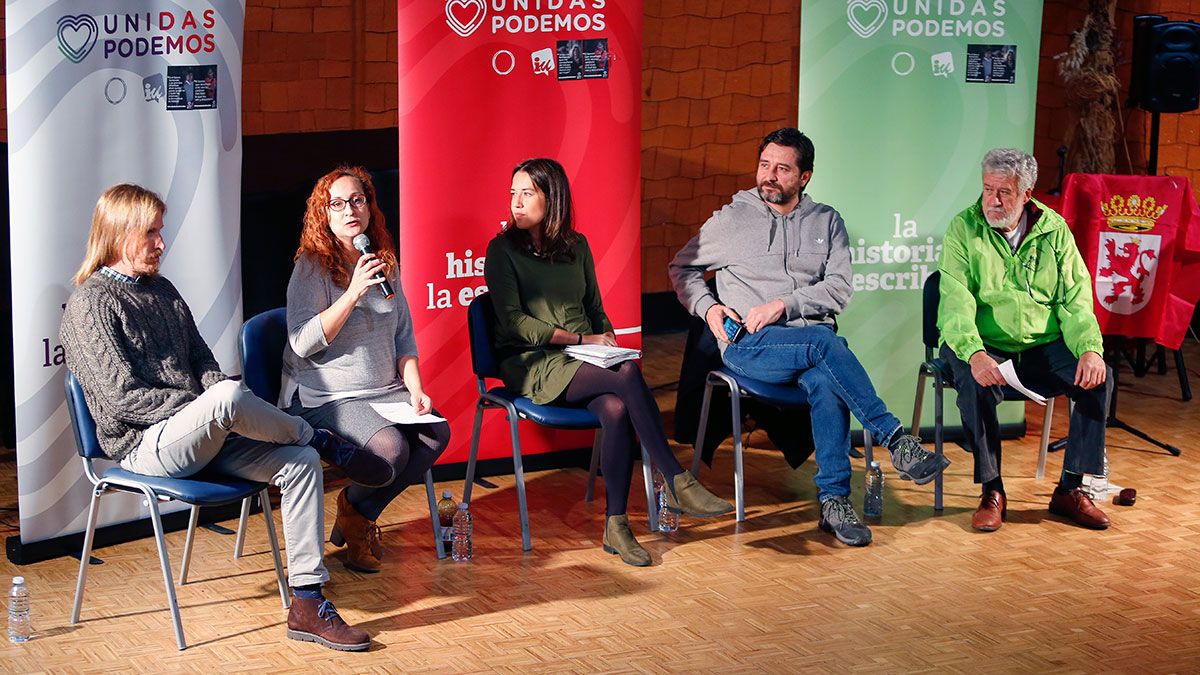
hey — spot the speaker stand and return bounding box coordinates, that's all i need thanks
[1044,340,1182,457]
[1148,110,1161,175]
[1107,340,1182,456]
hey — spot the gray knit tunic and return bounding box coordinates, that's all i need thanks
[281,254,421,444]
[59,272,227,461]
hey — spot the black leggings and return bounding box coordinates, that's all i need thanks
[345,421,450,521]
[560,361,683,516]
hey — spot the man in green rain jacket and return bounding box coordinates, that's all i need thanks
[938,148,1113,533]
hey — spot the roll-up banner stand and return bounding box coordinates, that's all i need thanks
[799,1,1045,433]
[398,1,642,463]
[5,1,244,557]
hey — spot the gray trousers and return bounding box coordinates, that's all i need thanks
[121,380,328,587]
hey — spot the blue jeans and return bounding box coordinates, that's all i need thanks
[722,325,903,500]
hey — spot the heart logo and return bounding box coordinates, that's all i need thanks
[445,0,486,38]
[846,0,887,39]
[57,14,99,64]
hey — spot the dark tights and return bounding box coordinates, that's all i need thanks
[345,421,450,521]
[560,361,683,516]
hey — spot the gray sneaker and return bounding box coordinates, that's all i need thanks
[888,434,951,485]
[818,496,872,546]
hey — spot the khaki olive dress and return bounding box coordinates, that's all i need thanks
[483,234,614,404]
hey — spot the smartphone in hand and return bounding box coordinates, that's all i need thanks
[723,316,746,343]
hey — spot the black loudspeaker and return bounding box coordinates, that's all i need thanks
[1131,15,1200,113]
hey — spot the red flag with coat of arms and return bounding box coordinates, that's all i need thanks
[1060,173,1200,350]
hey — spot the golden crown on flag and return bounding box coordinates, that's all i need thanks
[1099,194,1166,233]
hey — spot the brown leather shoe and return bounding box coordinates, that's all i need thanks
[1049,487,1110,529]
[971,490,1007,532]
[286,596,370,651]
[329,489,383,573]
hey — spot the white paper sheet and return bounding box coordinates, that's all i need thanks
[367,401,447,425]
[995,360,1047,405]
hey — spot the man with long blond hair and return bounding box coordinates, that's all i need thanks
[60,183,380,651]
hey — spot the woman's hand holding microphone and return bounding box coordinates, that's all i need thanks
[347,253,388,302]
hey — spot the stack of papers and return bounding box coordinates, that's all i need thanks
[564,344,641,368]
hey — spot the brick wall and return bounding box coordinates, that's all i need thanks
[2,1,1200,286]
[242,1,397,135]
[640,0,800,293]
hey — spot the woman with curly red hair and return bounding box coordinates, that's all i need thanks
[282,166,449,572]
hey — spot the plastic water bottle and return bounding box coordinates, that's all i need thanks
[451,502,472,562]
[8,576,30,643]
[436,490,457,556]
[1090,449,1110,499]
[653,471,679,533]
[864,460,884,519]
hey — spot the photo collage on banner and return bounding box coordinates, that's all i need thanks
[5,1,245,545]
[799,1,1045,432]
[398,0,642,462]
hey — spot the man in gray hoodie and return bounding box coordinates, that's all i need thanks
[668,128,949,546]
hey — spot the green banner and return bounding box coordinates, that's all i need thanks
[798,0,1045,433]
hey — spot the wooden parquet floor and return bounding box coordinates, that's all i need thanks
[2,335,1199,673]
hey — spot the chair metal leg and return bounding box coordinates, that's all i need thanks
[259,490,290,609]
[425,469,445,560]
[179,505,200,584]
[463,401,485,505]
[585,428,603,502]
[934,455,944,511]
[863,430,874,466]
[141,487,186,650]
[911,370,927,437]
[71,484,104,625]
[1036,397,1056,480]
[729,386,745,522]
[640,446,658,532]
[508,411,533,551]
[234,495,252,559]
[933,377,945,512]
[691,381,716,476]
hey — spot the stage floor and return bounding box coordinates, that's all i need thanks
[2,334,1198,671]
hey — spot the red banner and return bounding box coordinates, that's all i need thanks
[397,1,643,462]
[1060,173,1200,349]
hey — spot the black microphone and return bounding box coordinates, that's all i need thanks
[351,234,395,299]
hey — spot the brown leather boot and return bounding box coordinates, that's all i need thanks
[286,595,370,651]
[330,489,383,573]
[663,470,734,517]
[602,514,651,567]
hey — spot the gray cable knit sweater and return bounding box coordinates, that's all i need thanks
[59,272,227,461]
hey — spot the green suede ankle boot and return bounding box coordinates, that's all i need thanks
[602,514,651,567]
[664,470,734,517]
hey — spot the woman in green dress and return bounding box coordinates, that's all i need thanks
[484,158,733,566]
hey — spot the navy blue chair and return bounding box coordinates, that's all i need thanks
[692,368,876,522]
[65,372,288,651]
[463,293,656,551]
[238,308,445,559]
[911,271,1058,504]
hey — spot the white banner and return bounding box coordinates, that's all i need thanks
[5,1,245,543]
